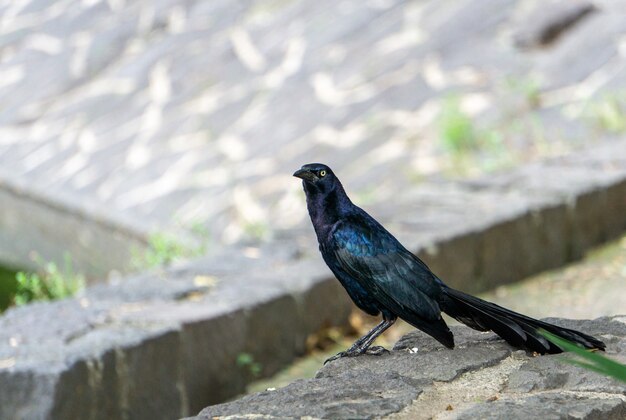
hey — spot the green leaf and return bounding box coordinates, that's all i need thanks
[539,329,626,384]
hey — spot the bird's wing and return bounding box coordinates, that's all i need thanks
[330,215,443,323]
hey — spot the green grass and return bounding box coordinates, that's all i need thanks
[132,233,188,269]
[13,254,85,306]
[437,96,478,155]
[437,96,519,175]
[1,254,86,311]
[132,232,207,270]
[540,330,626,384]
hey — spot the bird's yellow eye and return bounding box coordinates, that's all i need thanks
[319,170,327,177]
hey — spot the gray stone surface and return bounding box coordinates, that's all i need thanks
[191,316,626,420]
[452,392,626,420]
[0,258,353,419]
[0,175,152,277]
[1,0,626,274]
[1,138,626,419]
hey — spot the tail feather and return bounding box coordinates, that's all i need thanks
[440,287,605,354]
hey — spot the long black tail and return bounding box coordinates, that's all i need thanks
[440,286,606,354]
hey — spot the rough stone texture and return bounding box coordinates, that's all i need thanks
[453,392,626,420]
[198,372,421,420]
[0,259,353,419]
[191,316,626,420]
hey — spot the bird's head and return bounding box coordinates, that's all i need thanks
[293,163,338,195]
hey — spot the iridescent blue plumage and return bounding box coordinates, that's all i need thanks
[294,163,605,363]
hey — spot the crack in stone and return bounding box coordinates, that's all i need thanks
[386,351,527,419]
[386,353,626,420]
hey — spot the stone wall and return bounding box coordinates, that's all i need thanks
[191,316,626,419]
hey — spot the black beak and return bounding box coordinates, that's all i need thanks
[293,168,318,182]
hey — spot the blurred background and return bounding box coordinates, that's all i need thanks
[1,0,626,322]
[1,0,626,412]
[2,0,625,280]
[1,0,626,306]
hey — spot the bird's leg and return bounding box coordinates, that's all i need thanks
[324,317,396,364]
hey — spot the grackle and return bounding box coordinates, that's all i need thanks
[294,163,605,364]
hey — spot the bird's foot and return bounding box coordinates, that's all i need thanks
[323,346,390,365]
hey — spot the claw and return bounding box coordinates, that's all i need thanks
[323,349,360,364]
[323,351,346,365]
[323,346,390,364]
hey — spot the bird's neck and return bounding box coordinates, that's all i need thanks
[305,182,353,238]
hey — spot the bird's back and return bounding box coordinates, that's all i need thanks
[323,208,454,348]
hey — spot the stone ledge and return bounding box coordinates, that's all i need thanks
[0,257,352,419]
[1,139,626,419]
[0,174,153,278]
[190,316,626,420]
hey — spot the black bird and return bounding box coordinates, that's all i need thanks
[294,163,605,363]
